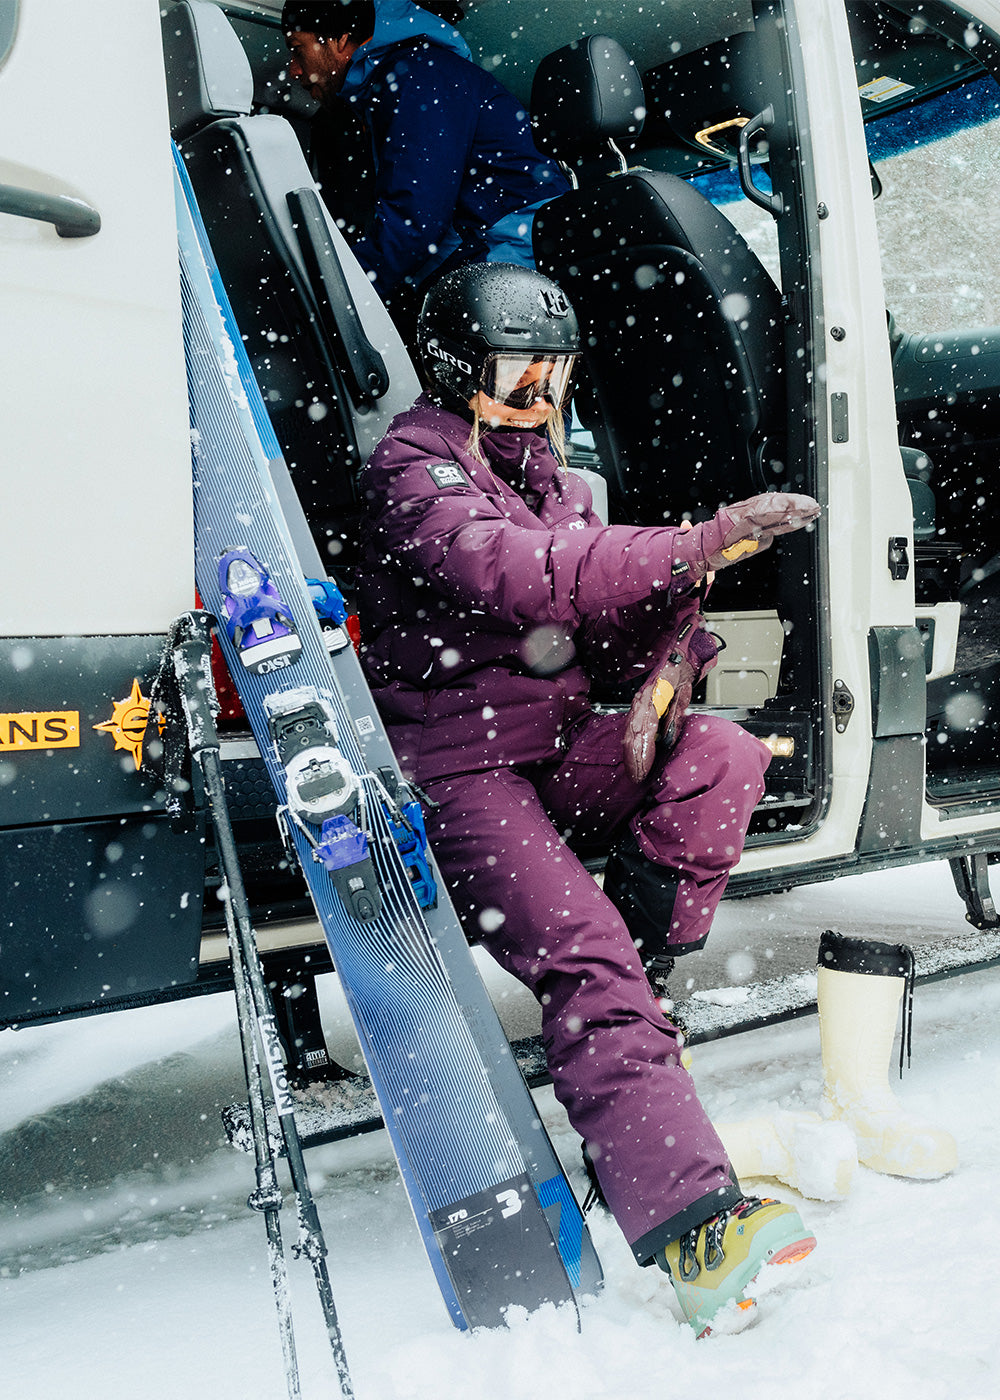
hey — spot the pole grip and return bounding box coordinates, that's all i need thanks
[167,609,221,756]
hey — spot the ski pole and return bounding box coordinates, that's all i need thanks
[158,612,301,1399]
[162,611,355,1400]
[224,887,303,1400]
[227,869,355,1398]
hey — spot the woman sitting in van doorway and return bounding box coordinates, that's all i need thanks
[357,260,823,1337]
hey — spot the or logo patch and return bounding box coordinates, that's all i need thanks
[540,286,571,318]
[426,462,471,490]
[0,710,80,752]
[94,678,157,771]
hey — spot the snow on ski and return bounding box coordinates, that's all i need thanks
[173,145,602,1330]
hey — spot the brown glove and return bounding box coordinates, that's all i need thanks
[623,651,696,783]
[670,492,821,585]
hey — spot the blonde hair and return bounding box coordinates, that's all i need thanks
[465,401,570,474]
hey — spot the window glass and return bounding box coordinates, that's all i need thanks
[0,1,17,68]
[689,166,782,289]
[864,75,1000,332]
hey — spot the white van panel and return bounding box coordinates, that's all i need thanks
[0,0,193,637]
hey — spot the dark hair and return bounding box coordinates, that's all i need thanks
[281,2,375,44]
[282,3,464,41]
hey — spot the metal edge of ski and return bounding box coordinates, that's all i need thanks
[173,144,601,1330]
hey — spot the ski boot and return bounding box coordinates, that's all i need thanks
[656,1196,816,1338]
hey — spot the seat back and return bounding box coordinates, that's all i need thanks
[531,35,786,523]
[161,1,420,575]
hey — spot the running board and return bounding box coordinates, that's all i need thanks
[223,920,1000,1155]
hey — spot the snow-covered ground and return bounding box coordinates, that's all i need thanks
[3,860,999,1400]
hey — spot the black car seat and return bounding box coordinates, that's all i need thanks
[161,0,419,577]
[531,35,787,526]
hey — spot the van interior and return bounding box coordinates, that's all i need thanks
[160,0,1000,927]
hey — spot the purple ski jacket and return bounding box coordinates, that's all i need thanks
[357,394,720,782]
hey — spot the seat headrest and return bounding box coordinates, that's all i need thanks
[531,35,645,163]
[161,0,254,141]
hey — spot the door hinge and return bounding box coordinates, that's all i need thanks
[831,391,849,442]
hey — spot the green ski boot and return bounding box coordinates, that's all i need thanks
[657,1196,816,1338]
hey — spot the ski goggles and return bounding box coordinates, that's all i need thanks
[480,352,576,412]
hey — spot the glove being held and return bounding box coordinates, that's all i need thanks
[623,652,696,784]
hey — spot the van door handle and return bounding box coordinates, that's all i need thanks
[0,183,101,237]
[737,107,783,217]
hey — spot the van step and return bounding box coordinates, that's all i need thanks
[223,921,1000,1156]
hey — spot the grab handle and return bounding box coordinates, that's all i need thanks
[288,187,389,405]
[737,107,783,217]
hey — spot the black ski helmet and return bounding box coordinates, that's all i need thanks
[418,262,580,411]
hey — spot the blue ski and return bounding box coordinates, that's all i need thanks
[174,145,602,1330]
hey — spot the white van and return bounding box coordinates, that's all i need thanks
[2,0,999,1059]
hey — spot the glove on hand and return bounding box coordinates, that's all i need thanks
[623,651,696,784]
[672,492,821,583]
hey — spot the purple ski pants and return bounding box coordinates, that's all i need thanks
[422,710,771,1263]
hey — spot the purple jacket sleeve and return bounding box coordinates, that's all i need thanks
[365,427,694,628]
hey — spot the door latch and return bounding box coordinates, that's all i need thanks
[832,679,855,732]
[888,536,910,580]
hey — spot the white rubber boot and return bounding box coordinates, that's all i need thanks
[716,1111,857,1201]
[817,930,957,1179]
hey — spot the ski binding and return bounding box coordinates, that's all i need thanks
[218,546,303,674]
[306,576,352,656]
[385,796,437,911]
[315,815,382,922]
[264,687,358,824]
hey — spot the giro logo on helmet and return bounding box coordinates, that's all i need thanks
[540,287,571,318]
[427,341,473,375]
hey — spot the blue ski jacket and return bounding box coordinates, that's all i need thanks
[341,1,568,296]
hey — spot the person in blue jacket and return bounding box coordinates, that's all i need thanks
[282,1,568,327]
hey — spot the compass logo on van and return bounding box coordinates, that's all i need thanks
[94,679,157,771]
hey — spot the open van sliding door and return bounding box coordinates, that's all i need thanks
[0,0,205,1025]
[647,0,991,890]
[842,3,1000,795]
[717,0,909,884]
[617,1,847,882]
[758,0,921,876]
[839,1,1000,901]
